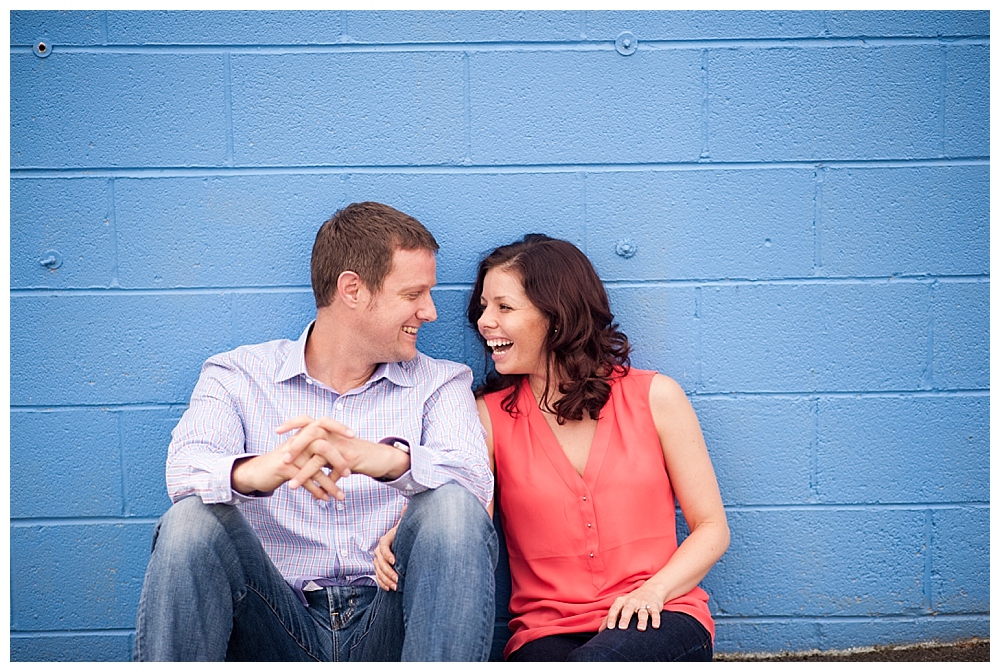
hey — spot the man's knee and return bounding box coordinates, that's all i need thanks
[403,483,497,560]
[151,496,242,565]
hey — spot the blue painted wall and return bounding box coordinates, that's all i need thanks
[9,10,989,661]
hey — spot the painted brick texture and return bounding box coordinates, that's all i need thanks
[10,10,988,661]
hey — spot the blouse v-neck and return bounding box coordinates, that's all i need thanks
[521,377,614,491]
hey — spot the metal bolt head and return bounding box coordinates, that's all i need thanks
[615,238,637,259]
[39,251,62,269]
[33,41,52,58]
[615,31,638,56]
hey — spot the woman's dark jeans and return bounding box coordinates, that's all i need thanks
[507,611,713,662]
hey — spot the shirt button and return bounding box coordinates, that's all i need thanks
[589,552,594,557]
[587,523,592,528]
[582,496,587,501]
[337,503,345,511]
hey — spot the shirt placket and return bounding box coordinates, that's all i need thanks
[578,483,606,588]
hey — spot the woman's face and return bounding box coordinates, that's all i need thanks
[477,267,551,379]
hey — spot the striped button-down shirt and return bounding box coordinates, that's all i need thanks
[166,322,493,592]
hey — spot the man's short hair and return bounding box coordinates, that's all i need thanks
[311,202,439,308]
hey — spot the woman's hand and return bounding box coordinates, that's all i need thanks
[373,513,403,591]
[600,582,666,632]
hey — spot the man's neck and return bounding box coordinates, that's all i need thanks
[304,311,379,394]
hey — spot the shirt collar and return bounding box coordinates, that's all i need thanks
[276,320,417,389]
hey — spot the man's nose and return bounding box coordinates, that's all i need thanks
[418,294,437,323]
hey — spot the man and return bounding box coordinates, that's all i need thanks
[134,202,497,661]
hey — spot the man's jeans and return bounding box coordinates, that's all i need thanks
[133,482,498,661]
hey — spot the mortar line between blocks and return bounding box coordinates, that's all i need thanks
[99,11,109,45]
[224,52,235,166]
[107,178,120,288]
[923,510,934,612]
[699,49,710,160]
[115,411,128,517]
[10,157,990,178]
[939,45,948,158]
[922,281,937,389]
[463,51,472,164]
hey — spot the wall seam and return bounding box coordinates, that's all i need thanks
[223,52,235,166]
[11,156,990,178]
[99,11,109,45]
[694,286,702,391]
[116,411,128,517]
[923,509,934,612]
[699,49,710,160]
[463,51,472,165]
[107,178,120,288]
[812,166,825,275]
[922,280,937,390]
[939,45,948,157]
[809,397,820,502]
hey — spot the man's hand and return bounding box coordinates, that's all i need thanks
[277,415,411,499]
[230,416,356,501]
[373,513,404,591]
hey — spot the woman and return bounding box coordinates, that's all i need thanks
[376,234,729,661]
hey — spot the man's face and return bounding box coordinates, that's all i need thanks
[359,247,438,363]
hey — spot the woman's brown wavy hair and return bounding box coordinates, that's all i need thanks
[467,234,631,424]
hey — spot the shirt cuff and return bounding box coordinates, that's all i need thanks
[377,437,427,497]
[219,454,274,504]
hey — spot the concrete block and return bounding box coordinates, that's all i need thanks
[584,10,827,40]
[932,507,989,613]
[228,292,317,348]
[11,294,235,406]
[11,522,154,630]
[586,169,815,281]
[10,178,116,289]
[816,615,990,651]
[708,46,941,161]
[821,166,989,277]
[107,10,343,44]
[605,286,699,390]
[11,633,134,662]
[114,176,344,289]
[945,45,989,158]
[346,10,582,42]
[231,53,465,166]
[418,289,470,364]
[932,282,988,390]
[469,50,702,164]
[817,396,988,503]
[714,618,821,654]
[10,10,105,46]
[691,396,813,506]
[11,410,123,519]
[707,509,926,617]
[11,53,228,168]
[824,10,989,38]
[120,409,186,518]
[700,283,929,393]
[342,172,584,285]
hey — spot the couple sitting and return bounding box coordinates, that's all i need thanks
[134,202,729,662]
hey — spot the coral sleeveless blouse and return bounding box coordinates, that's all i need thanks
[484,369,714,658]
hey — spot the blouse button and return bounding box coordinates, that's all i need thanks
[587,523,592,528]
[590,552,594,557]
[582,496,587,501]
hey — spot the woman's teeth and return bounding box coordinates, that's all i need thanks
[487,339,513,353]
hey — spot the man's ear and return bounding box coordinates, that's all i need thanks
[336,270,364,308]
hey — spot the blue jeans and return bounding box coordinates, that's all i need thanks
[507,611,713,662]
[133,483,498,661]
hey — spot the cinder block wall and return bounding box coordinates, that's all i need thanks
[10,10,989,661]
